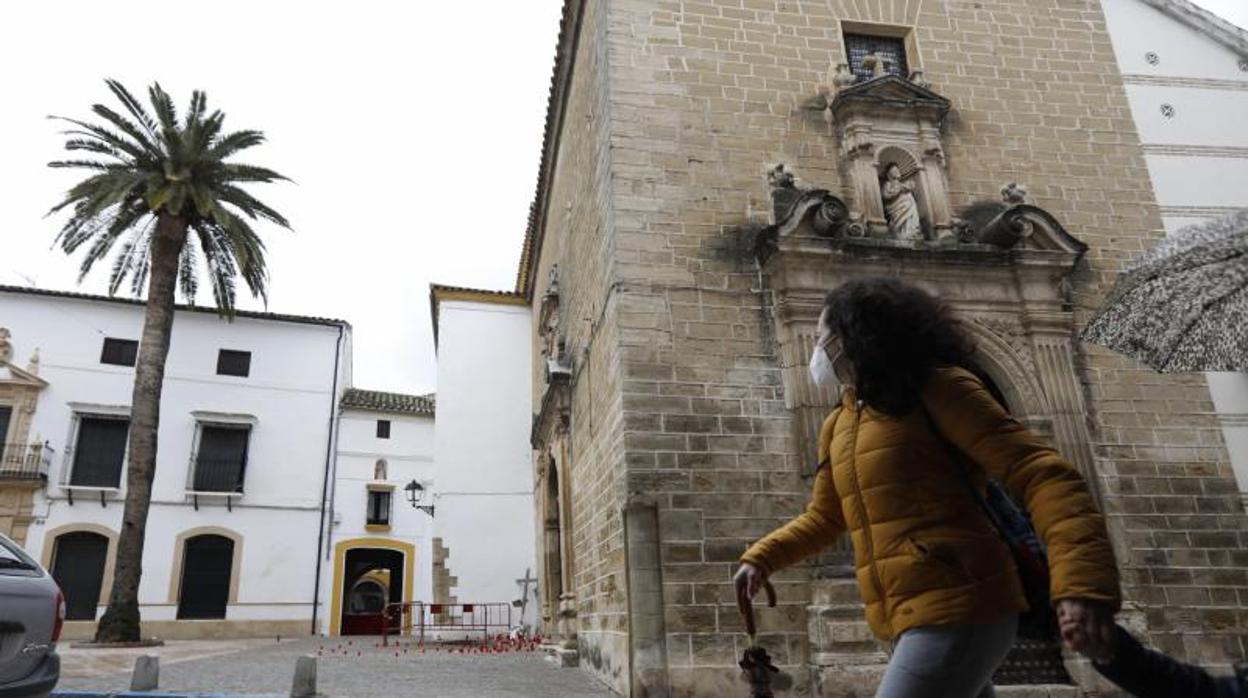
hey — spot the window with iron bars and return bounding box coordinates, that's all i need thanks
[844,33,909,83]
[367,490,392,526]
[191,425,250,493]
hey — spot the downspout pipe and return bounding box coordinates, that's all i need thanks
[312,323,345,635]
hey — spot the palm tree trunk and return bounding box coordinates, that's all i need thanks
[94,213,186,643]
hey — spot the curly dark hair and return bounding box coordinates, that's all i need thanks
[821,277,977,415]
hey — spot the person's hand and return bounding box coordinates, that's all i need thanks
[734,563,776,633]
[1056,598,1115,662]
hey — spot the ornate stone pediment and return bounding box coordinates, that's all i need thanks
[829,75,951,119]
[0,329,46,390]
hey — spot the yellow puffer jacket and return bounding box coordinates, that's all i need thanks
[741,366,1120,640]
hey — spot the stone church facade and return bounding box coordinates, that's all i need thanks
[520,0,1247,695]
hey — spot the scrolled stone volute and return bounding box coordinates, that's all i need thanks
[812,197,850,238]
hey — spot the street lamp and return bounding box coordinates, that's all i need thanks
[404,480,435,517]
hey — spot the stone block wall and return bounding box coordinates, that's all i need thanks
[527,0,633,692]
[530,0,1247,693]
[592,0,1246,689]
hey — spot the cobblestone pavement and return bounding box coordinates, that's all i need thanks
[56,637,615,697]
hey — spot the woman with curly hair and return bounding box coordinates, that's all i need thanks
[734,276,1121,697]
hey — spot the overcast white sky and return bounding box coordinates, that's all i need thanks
[1,1,1244,395]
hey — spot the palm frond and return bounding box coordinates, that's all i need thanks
[177,234,200,303]
[90,104,163,161]
[206,130,265,161]
[193,221,239,312]
[218,185,291,228]
[50,117,154,164]
[105,79,160,145]
[107,218,154,296]
[220,163,291,184]
[48,159,129,172]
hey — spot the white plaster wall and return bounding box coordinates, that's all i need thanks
[433,300,537,628]
[320,409,436,627]
[1,290,347,622]
[1102,0,1248,80]
[1144,154,1248,208]
[1125,85,1248,149]
[1101,0,1248,497]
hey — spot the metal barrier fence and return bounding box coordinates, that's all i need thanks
[381,602,513,646]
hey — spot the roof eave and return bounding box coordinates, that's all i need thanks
[1139,0,1248,58]
[514,0,587,301]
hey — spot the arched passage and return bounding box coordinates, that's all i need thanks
[329,537,415,636]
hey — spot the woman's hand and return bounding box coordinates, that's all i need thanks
[734,563,776,632]
[1056,598,1116,662]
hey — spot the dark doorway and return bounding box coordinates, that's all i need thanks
[340,548,404,635]
[0,406,12,443]
[50,532,109,620]
[176,535,234,619]
[974,364,1074,686]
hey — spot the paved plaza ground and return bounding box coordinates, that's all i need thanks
[56,636,614,697]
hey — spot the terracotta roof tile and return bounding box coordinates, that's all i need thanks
[340,388,435,416]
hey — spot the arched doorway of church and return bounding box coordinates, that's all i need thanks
[543,461,564,619]
[972,362,1074,687]
[340,547,404,635]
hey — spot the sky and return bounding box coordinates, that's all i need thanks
[1,0,1244,395]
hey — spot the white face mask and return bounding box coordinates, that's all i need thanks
[809,344,838,387]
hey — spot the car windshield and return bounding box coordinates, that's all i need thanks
[0,536,36,570]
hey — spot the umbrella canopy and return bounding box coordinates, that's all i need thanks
[1081,209,1248,373]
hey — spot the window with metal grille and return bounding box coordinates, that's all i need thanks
[100,338,139,367]
[376,420,391,439]
[216,349,251,377]
[69,416,129,488]
[176,534,233,619]
[844,33,908,83]
[191,425,250,493]
[367,490,392,526]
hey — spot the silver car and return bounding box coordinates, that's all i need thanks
[0,532,62,697]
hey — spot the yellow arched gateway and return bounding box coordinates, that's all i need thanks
[329,537,415,636]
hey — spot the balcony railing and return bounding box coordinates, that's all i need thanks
[0,443,54,481]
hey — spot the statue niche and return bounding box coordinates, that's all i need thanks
[824,74,955,242]
[879,157,922,241]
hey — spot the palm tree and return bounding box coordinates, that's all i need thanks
[48,80,291,642]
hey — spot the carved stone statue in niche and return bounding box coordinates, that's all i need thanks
[880,164,921,241]
[539,265,571,381]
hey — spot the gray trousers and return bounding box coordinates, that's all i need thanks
[876,615,1019,698]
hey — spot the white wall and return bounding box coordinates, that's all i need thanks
[321,408,436,628]
[433,300,536,627]
[1,290,347,623]
[1101,0,1248,500]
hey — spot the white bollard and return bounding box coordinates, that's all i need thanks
[130,654,159,691]
[290,654,318,698]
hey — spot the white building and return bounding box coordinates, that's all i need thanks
[429,285,538,630]
[320,388,435,636]
[0,285,350,640]
[1100,0,1248,505]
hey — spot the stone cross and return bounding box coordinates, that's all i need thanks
[515,567,538,620]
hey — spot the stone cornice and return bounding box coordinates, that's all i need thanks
[1120,74,1248,91]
